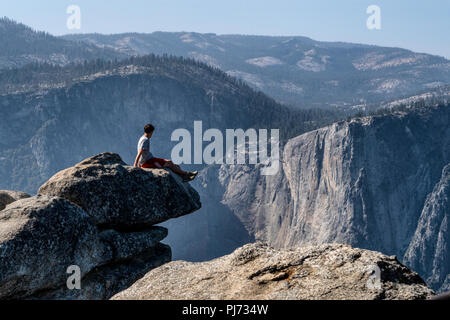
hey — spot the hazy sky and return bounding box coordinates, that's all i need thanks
[1,0,449,58]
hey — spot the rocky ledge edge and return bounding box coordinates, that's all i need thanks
[0,152,201,299]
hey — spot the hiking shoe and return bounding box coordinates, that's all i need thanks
[190,171,198,178]
[182,171,198,182]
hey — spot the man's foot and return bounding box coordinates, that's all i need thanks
[190,171,198,179]
[182,171,198,182]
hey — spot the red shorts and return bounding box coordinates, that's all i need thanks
[141,158,169,168]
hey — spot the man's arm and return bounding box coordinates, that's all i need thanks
[134,149,144,167]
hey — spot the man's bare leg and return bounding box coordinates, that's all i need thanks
[163,160,190,176]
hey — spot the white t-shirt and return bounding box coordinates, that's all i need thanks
[137,135,154,165]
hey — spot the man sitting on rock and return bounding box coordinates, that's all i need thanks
[134,124,198,182]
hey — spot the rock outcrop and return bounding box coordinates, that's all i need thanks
[0,195,106,299]
[0,190,30,210]
[33,232,171,300]
[38,153,201,229]
[0,153,201,299]
[112,242,433,300]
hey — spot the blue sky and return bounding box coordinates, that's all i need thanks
[1,0,449,58]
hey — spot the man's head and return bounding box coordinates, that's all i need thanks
[144,124,155,138]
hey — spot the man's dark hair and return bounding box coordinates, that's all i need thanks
[144,124,155,134]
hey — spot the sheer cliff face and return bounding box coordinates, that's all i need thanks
[404,164,450,292]
[194,104,450,291]
[279,106,450,254]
